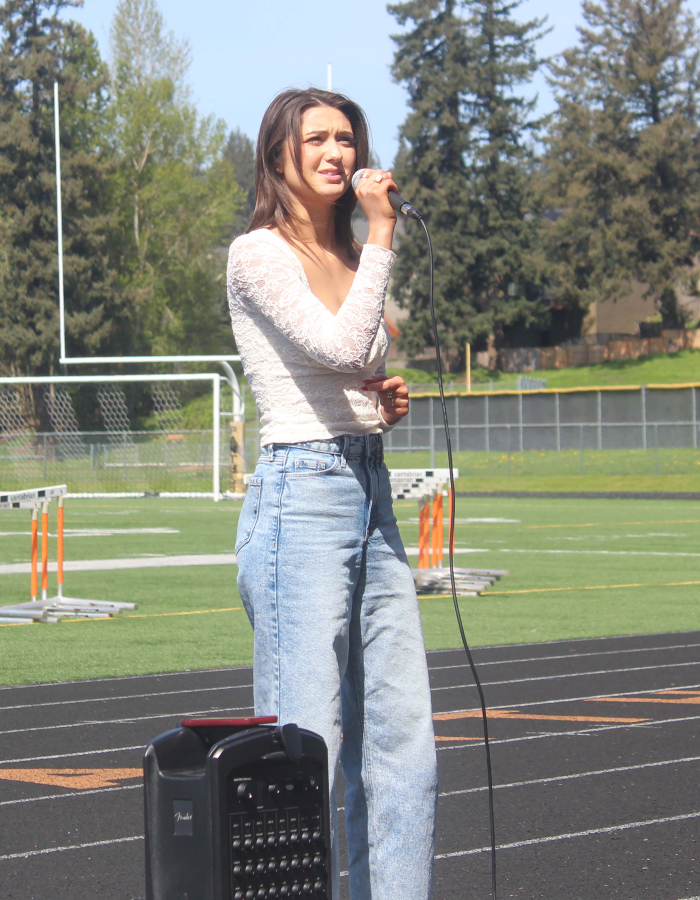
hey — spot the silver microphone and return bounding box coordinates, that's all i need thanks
[351,169,423,220]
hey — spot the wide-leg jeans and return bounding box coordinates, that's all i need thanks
[235,433,438,900]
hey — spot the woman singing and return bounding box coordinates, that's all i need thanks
[227,88,437,900]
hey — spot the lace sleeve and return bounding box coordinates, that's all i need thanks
[227,235,395,373]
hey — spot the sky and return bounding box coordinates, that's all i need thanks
[69,0,700,169]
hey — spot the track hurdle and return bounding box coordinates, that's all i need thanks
[414,486,508,596]
[0,485,137,623]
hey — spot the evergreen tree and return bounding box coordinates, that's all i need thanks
[225,127,255,237]
[388,0,548,363]
[0,0,120,376]
[545,0,700,328]
[109,0,241,355]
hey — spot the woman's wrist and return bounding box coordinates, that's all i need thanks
[366,223,395,250]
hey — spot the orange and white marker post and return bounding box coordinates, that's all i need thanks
[56,495,64,600]
[418,497,431,569]
[41,501,49,602]
[432,491,443,568]
[30,508,39,602]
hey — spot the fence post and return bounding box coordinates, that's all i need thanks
[580,424,585,476]
[692,387,697,450]
[555,392,561,452]
[485,394,490,452]
[641,386,647,450]
[508,426,512,477]
[655,422,660,476]
[429,397,435,468]
[518,391,523,451]
[597,390,603,450]
[43,433,47,479]
[123,431,127,481]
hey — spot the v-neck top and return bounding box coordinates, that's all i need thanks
[226,228,395,446]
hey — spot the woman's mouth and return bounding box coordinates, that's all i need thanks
[318,170,343,184]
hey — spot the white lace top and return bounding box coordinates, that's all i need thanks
[227,228,396,446]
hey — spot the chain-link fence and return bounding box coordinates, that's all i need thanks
[244,385,700,480]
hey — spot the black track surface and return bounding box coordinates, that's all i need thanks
[1,631,699,900]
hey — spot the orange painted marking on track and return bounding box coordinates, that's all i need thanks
[0,768,142,789]
[434,736,481,742]
[591,695,700,705]
[656,690,700,695]
[433,709,648,724]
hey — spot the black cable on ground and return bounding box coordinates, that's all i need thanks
[418,215,498,900]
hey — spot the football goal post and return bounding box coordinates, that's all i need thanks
[0,373,233,500]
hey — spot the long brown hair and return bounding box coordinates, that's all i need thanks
[248,88,370,259]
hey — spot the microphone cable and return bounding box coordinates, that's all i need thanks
[416,215,498,900]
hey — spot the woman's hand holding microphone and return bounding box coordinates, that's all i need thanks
[352,168,398,250]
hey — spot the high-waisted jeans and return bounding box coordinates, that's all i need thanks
[235,434,437,900]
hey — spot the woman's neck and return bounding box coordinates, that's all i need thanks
[285,195,337,252]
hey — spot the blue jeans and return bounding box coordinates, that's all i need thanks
[235,434,437,900]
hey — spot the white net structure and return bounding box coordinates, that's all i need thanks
[43,386,86,460]
[151,386,183,432]
[0,388,36,481]
[0,376,229,497]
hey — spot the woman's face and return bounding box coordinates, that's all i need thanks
[280,105,357,206]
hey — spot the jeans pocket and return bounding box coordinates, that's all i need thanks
[285,452,340,478]
[235,477,262,553]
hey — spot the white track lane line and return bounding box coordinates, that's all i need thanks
[432,659,700,691]
[0,683,253,712]
[427,629,700,654]
[0,706,254,737]
[23,754,697,813]
[429,641,700,671]
[0,657,689,714]
[0,835,144,862]
[433,810,700,860]
[0,784,142,807]
[0,746,144,766]
[438,681,700,713]
[0,634,695,694]
[0,665,251,692]
[6,680,700,738]
[437,713,700,752]
[438,755,700,797]
[339,809,700,876]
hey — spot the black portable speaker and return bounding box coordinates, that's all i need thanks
[144,716,332,900]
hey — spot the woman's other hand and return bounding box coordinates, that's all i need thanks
[353,168,398,250]
[361,374,409,427]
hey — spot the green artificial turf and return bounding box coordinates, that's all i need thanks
[385,448,700,493]
[0,496,698,685]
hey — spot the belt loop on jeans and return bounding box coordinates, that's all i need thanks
[340,436,349,468]
[267,444,273,461]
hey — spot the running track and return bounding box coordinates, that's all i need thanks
[0,631,699,899]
